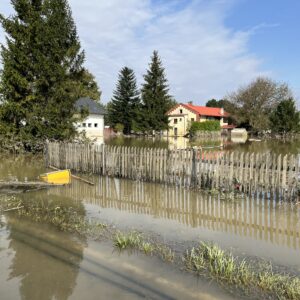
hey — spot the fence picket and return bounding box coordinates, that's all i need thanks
[45,142,298,199]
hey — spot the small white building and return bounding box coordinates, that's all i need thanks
[75,97,106,140]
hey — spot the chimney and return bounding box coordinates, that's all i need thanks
[188,101,193,105]
[220,108,224,115]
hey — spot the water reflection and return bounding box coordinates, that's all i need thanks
[50,177,300,252]
[105,136,300,154]
[0,154,44,182]
[0,217,233,300]
[105,136,169,149]
[4,192,87,300]
[0,199,235,300]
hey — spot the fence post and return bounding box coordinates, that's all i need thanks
[191,147,197,188]
[44,140,49,168]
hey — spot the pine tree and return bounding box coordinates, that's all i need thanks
[270,98,300,134]
[0,0,37,137]
[141,51,173,132]
[108,67,140,134]
[0,0,100,146]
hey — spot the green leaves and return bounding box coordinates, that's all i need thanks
[141,50,173,132]
[228,77,294,133]
[0,0,100,149]
[108,67,141,134]
[189,121,221,135]
[270,98,300,134]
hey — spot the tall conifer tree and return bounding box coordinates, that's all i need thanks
[108,67,140,134]
[270,98,300,134]
[0,0,99,144]
[141,51,173,132]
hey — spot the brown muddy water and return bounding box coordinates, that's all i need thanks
[105,136,300,155]
[0,215,234,300]
[0,154,300,299]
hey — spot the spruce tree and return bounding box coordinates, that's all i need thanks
[0,0,99,146]
[270,98,300,134]
[141,51,173,132]
[108,67,140,134]
[0,0,37,137]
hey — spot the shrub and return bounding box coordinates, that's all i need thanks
[114,123,124,133]
[189,121,221,135]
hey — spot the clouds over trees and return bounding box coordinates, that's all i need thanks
[67,0,269,103]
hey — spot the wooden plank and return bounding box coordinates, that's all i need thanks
[282,154,287,191]
[0,181,66,191]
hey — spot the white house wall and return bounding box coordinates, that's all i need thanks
[76,114,104,138]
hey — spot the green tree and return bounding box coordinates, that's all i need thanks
[0,0,99,147]
[228,77,293,133]
[270,98,300,134]
[141,51,173,132]
[205,99,219,107]
[206,99,231,109]
[108,67,140,134]
[71,69,101,102]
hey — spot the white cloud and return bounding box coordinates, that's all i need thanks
[69,0,269,103]
[1,0,270,104]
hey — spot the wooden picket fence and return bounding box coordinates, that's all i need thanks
[46,142,300,199]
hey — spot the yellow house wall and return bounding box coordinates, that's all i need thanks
[220,117,229,126]
[167,105,197,137]
[166,104,229,137]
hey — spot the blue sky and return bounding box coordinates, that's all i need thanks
[0,0,299,104]
[226,0,300,100]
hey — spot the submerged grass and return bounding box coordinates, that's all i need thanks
[114,231,142,249]
[1,195,300,299]
[184,242,300,300]
[0,196,107,236]
[113,231,174,262]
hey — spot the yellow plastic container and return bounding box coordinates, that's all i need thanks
[40,169,71,185]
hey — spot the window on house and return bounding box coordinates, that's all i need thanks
[78,124,81,128]
[180,109,183,114]
[88,123,92,128]
[191,118,194,122]
[174,118,178,124]
[82,123,86,128]
[180,118,182,121]
[94,123,98,128]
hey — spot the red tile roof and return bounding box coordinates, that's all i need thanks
[182,103,229,117]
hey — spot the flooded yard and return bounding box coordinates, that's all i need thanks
[1,215,234,300]
[50,176,300,270]
[105,136,300,155]
[1,154,300,299]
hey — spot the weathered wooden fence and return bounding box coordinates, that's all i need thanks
[46,142,300,198]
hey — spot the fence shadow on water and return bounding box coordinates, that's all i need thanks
[47,143,300,200]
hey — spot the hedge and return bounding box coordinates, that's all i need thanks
[189,121,221,135]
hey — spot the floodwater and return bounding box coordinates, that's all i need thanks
[0,214,237,300]
[0,154,300,299]
[0,155,237,300]
[51,176,300,271]
[105,136,300,154]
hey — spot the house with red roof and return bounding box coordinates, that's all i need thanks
[166,103,232,136]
